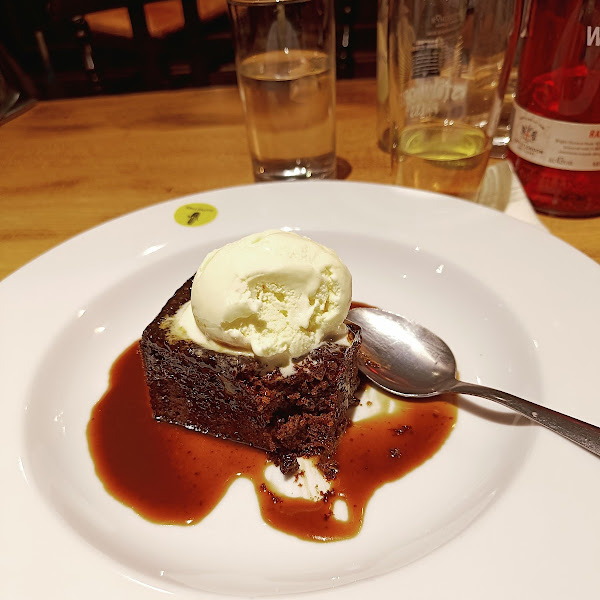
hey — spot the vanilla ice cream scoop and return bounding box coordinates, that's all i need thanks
[190,229,352,363]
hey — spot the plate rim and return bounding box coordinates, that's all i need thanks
[2,181,599,600]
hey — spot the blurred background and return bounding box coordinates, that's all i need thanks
[0,0,378,100]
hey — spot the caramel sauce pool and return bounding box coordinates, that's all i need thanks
[88,343,456,542]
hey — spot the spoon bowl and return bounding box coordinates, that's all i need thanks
[347,306,600,457]
[348,306,457,397]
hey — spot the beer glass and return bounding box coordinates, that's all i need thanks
[389,0,522,200]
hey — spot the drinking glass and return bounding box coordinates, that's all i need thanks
[228,0,337,181]
[389,0,522,200]
[376,0,392,151]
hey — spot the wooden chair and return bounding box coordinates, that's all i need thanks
[44,0,230,93]
[31,0,373,97]
[336,0,356,78]
[0,41,36,123]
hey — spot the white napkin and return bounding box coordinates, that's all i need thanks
[477,161,546,230]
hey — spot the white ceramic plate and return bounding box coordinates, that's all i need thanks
[2,181,599,599]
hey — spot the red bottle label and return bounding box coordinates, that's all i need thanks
[509,104,600,171]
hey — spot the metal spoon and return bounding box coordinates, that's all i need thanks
[347,306,600,457]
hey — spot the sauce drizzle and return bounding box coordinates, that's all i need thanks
[88,342,456,541]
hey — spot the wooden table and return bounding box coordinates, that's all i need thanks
[1,79,598,281]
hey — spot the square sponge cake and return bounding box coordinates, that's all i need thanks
[140,278,361,475]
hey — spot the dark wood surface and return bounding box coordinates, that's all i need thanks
[1,79,598,281]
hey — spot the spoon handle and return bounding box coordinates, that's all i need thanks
[449,381,600,457]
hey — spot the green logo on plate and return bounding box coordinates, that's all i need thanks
[174,203,218,227]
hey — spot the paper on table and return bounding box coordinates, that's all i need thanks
[477,161,546,231]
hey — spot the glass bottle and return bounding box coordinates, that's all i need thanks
[376,0,391,151]
[508,0,600,217]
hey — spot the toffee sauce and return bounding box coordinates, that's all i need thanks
[88,342,456,542]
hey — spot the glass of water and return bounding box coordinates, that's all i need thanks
[228,0,337,181]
